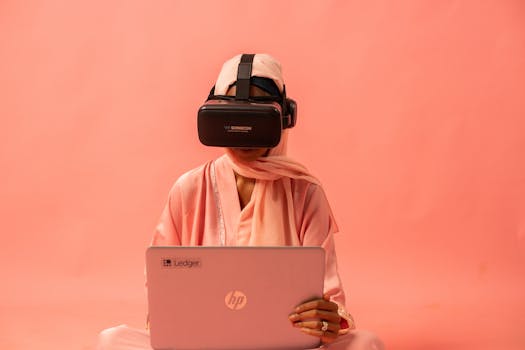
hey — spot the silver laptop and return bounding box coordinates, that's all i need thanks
[146,246,325,350]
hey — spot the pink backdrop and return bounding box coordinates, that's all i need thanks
[1,1,524,349]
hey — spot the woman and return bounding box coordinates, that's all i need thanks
[97,53,384,350]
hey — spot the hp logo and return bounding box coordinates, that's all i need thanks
[224,290,247,310]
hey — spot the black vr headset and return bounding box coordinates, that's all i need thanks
[197,54,297,148]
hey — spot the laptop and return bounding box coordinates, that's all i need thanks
[146,246,325,350]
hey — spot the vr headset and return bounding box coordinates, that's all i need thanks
[197,54,297,148]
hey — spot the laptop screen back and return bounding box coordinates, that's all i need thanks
[146,246,325,350]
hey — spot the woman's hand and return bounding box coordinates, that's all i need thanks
[288,293,342,344]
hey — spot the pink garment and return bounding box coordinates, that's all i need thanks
[152,154,347,311]
[223,132,338,246]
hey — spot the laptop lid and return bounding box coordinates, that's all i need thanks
[146,246,325,350]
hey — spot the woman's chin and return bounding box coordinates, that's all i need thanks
[229,148,268,162]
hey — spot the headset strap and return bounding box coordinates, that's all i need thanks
[235,54,255,100]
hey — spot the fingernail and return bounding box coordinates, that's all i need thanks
[289,313,299,321]
[293,322,301,328]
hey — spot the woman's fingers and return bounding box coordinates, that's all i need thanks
[295,299,338,313]
[289,297,343,344]
[293,320,341,333]
[289,308,341,324]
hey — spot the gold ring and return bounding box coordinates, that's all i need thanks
[321,320,329,332]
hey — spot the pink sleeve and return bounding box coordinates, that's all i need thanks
[150,182,183,246]
[300,184,353,331]
[146,182,184,328]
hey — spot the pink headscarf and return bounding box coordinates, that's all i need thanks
[214,54,338,245]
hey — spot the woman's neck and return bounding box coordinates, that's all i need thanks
[234,172,255,209]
